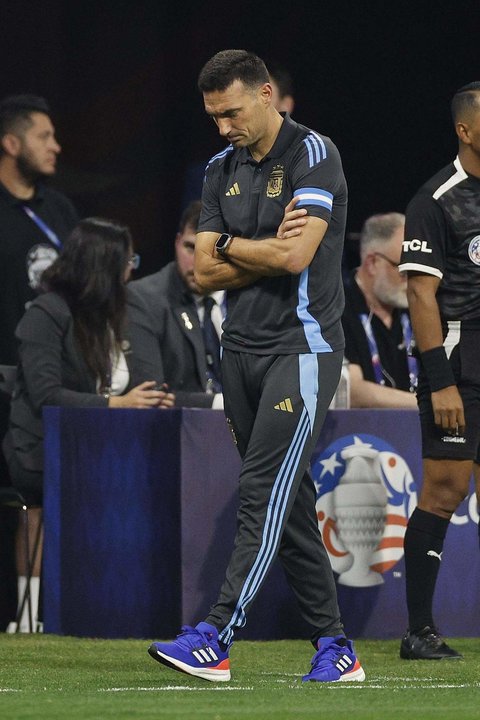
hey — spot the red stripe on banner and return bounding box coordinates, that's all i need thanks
[386,513,408,526]
[377,537,405,549]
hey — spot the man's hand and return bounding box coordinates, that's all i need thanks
[431,385,466,435]
[277,197,308,239]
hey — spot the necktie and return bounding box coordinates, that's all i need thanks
[202,296,222,393]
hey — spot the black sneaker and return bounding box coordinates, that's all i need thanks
[400,626,463,660]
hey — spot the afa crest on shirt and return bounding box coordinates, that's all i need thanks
[266,164,284,198]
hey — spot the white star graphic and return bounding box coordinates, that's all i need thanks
[319,452,343,479]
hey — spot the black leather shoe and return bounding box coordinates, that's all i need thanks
[400,626,463,660]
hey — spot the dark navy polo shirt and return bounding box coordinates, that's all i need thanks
[198,113,347,355]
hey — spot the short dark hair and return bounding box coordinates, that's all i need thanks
[266,61,294,100]
[179,200,201,234]
[0,94,51,139]
[451,82,480,124]
[198,49,269,93]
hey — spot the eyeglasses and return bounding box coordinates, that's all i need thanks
[128,253,141,270]
[373,252,400,269]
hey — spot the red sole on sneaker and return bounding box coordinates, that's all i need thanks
[148,645,231,682]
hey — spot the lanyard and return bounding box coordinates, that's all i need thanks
[399,312,419,393]
[359,311,418,392]
[23,206,63,250]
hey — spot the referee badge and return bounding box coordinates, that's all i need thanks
[468,235,480,266]
[266,164,284,198]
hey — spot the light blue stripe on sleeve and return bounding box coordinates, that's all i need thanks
[309,131,327,160]
[303,137,314,167]
[303,132,327,167]
[294,187,333,211]
[305,136,320,165]
[204,145,234,177]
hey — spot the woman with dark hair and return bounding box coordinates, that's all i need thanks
[3,217,174,631]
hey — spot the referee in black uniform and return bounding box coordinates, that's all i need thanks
[148,50,364,684]
[399,82,480,660]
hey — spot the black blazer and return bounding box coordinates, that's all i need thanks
[127,262,217,408]
[4,291,159,472]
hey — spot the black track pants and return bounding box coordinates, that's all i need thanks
[205,349,344,645]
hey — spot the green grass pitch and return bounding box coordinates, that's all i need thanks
[1,636,479,719]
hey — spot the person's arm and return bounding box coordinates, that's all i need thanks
[217,215,327,275]
[194,153,260,292]
[348,363,417,409]
[194,198,325,293]
[17,304,109,411]
[194,232,262,292]
[18,301,172,411]
[407,272,464,433]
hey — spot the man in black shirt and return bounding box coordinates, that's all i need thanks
[0,94,77,632]
[148,50,364,684]
[342,212,417,408]
[399,82,480,660]
[0,94,78,365]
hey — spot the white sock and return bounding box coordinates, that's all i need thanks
[16,575,40,632]
[6,576,27,633]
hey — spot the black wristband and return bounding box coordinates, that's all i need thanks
[420,346,456,392]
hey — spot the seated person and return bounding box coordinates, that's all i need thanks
[3,217,174,631]
[127,201,225,408]
[342,212,418,408]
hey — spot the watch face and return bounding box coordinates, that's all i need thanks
[217,234,231,251]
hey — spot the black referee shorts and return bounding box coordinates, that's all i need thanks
[417,323,480,462]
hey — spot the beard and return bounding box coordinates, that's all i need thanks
[373,276,409,309]
[16,152,50,185]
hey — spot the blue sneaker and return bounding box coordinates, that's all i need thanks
[302,635,365,682]
[148,622,231,682]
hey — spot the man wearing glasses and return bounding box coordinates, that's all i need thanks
[341,212,418,408]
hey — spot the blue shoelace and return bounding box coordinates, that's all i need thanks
[175,625,214,651]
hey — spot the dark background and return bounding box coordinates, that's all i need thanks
[1,0,478,276]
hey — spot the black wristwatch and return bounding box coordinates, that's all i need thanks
[215,233,233,256]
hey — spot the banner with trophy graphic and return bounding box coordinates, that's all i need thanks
[44,407,479,639]
[309,411,479,638]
